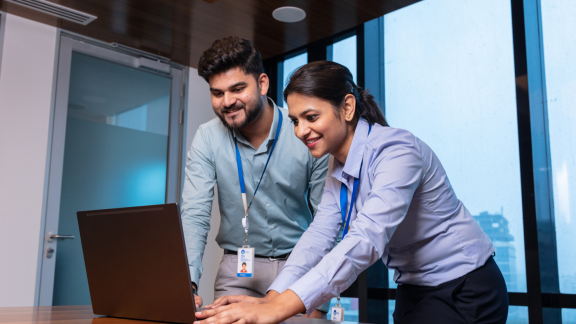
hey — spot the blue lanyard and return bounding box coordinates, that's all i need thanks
[233,107,283,217]
[340,124,371,240]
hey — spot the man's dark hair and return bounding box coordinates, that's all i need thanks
[242,262,247,266]
[198,36,264,82]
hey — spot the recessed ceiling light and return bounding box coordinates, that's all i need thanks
[272,6,306,23]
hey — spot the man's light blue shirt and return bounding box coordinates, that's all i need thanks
[181,99,329,286]
[269,118,494,313]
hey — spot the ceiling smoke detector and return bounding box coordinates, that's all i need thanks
[272,6,306,23]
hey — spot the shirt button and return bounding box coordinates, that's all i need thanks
[270,225,274,229]
[266,203,270,207]
[274,248,277,251]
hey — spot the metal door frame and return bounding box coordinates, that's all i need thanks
[37,33,187,306]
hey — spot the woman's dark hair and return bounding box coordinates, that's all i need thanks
[284,61,388,126]
[198,36,264,82]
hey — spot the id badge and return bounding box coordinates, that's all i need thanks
[331,307,345,321]
[237,247,255,277]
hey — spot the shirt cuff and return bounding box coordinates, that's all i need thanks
[189,266,201,289]
[287,269,333,316]
[267,268,302,295]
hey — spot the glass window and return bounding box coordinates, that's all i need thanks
[53,52,172,305]
[328,35,357,83]
[508,306,529,324]
[562,309,576,324]
[390,302,527,323]
[282,52,308,108]
[382,0,526,292]
[389,300,395,324]
[540,0,576,294]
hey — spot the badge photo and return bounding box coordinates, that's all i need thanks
[237,247,254,277]
[331,307,345,321]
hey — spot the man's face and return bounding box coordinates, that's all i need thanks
[209,68,267,131]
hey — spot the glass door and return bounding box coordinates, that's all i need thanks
[38,35,185,306]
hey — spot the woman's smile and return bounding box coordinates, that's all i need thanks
[305,136,322,148]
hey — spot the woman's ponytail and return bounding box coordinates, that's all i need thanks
[353,85,390,126]
[284,61,389,127]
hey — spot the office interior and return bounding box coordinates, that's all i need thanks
[0,0,574,323]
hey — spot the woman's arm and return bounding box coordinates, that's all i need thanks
[194,290,304,324]
[285,137,425,313]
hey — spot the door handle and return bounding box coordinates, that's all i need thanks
[47,231,75,243]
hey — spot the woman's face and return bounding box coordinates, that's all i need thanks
[287,93,354,159]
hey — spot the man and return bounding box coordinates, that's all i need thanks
[181,36,329,318]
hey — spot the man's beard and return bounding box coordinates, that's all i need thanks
[217,98,264,131]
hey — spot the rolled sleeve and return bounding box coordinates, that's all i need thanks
[267,169,342,300]
[181,127,217,288]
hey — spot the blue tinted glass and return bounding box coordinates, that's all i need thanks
[331,35,357,83]
[383,0,526,292]
[562,309,576,324]
[508,306,529,324]
[282,52,308,108]
[390,302,527,323]
[53,53,171,305]
[540,0,576,294]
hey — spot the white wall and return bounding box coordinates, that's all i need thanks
[185,69,223,306]
[0,13,58,307]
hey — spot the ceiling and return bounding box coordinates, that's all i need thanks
[1,0,420,68]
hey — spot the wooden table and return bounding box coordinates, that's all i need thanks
[0,306,355,324]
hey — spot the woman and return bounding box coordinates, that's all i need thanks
[194,61,508,324]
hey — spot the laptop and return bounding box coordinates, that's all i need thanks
[77,203,196,323]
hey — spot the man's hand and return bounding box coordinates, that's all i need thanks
[194,294,203,309]
[192,282,203,309]
[194,290,304,324]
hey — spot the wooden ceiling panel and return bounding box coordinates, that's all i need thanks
[0,0,420,68]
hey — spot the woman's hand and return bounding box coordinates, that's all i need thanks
[195,302,280,324]
[205,295,264,309]
[205,290,280,309]
[194,290,305,324]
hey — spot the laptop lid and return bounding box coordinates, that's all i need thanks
[77,203,196,323]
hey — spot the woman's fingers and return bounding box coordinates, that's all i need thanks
[196,305,226,319]
[194,303,261,324]
[206,295,257,309]
[232,319,247,324]
[206,296,232,308]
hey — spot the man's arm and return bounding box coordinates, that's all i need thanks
[181,128,217,288]
[308,154,329,215]
[267,172,342,295]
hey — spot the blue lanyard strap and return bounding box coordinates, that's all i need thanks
[233,107,283,216]
[340,124,371,240]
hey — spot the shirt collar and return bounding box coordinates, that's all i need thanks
[233,97,280,150]
[330,118,370,181]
